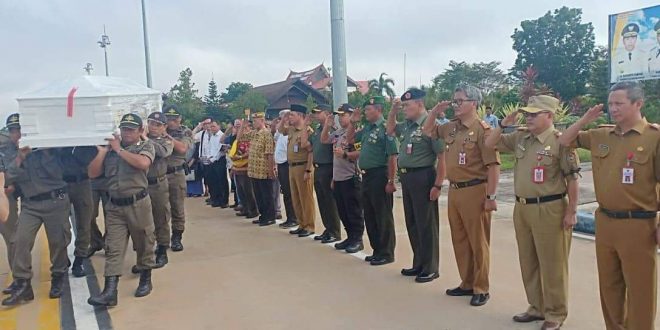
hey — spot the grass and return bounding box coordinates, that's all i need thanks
[499,148,591,171]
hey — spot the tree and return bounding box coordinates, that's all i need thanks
[166,68,205,126]
[221,82,253,103]
[511,7,595,101]
[204,78,222,120]
[368,73,396,99]
[587,46,610,106]
[227,90,268,120]
[431,61,507,97]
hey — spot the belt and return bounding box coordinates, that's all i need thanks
[313,163,332,168]
[110,189,148,207]
[63,174,89,183]
[277,162,288,166]
[360,166,386,175]
[516,193,566,205]
[26,188,67,202]
[599,208,657,219]
[147,175,166,185]
[166,165,185,174]
[399,166,432,174]
[289,161,308,167]
[449,178,486,189]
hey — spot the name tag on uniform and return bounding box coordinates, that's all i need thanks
[406,143,413,155]
[458,152,466,165]
[293,144,299,153]
[622,167,634,184]
[533,166,545,183]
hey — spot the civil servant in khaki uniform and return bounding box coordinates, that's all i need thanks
[0,114,22,295]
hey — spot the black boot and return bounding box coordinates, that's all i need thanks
[131,265,140,274]
[88,276,119,307]
[49,274,65,298]
[2,280,18,294]
[134,270,152,297]
[1,279,34,306]
[154,245,169,268]
[171,231,184,252]
[71,256,86,278]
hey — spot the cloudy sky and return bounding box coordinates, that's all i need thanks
[0,0,657,119]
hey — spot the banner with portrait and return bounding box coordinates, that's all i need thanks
[609,5,660,82]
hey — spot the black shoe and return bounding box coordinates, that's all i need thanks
[446,287,474,296]
[154,245,169,268]
[205,198,211,203]
[71,256,86,278]
[344,241,364,254]
[49,274,65,298]
[289,228,303,235]
[334,239,350,250]
[229,204,238,208]
[415,272,439,283]
[321,236,340,244]
[1,279,34,306]
[131,265,140,274]
[246,213,260,219]
[470,293,490,306]
[298,230,314,237]
[88,276,118,307]
[370,257,394,266]
[252,219,261,224]
[220,204,230,209]
[2,280,18,295]
[401,267,421,277]
[211,203,222,208]
[364,255,375,262]
[259,220,276,227]
[134,270,152,298]
[279,221,298,229]
[236,211,248,216]
[276,213,283,220]
[86,245,103,258]
[314,232,328,241]
[171,230,184,252]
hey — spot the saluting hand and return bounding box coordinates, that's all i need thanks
[350,108,361,123]
[579,104,604,126]
[391,98,402,114]
[324,114,334,128]
[501,111,519,127]
[431,101,452,116]
[484,199,497,212]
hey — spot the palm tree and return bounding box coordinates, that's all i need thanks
[368,73,396,99]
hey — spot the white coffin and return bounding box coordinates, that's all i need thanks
[16,76,162,148]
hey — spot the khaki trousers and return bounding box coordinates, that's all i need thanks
[289,165,315,231]
[148,178,171,247]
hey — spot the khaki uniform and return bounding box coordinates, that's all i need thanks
[147,135,173,247]
[286,126,316,231]
[6,149,71,280]
[102,141,156,276]
[90,176,109,250]
[0,133,19,272]
[430,117,500,294]
[166,126,193,233]
[498,126,579,324]
[572,119,659,330]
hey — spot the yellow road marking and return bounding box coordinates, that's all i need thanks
[37,228,60,330]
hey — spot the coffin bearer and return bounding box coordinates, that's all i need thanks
[59,146,98,278]
[486,95,580,329]
[321,104,365,253]
[164,105,193,251]
[558,81,659,330]
[350,96,398,266]
[3,147,71,306]
[0,114,21,294]
[423,84,500,307]
[310,104,341,243]
[386,88,444,283]
[87,113,156,306]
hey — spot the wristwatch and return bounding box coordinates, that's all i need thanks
[486,194,497,201]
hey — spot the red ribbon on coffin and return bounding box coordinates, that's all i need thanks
[67,87,78,117]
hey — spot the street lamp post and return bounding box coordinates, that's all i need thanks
[330,0,348,109]
[98,25,111,76]
[141,0,153,88]
[83,63,94,75]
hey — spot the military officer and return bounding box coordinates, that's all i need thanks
[60,146,98,278]
[0,114,21,295]
[648,21,660,76]
[321,104,365,253]
[423,83,500,307]
[164,105,193,251]
[614,23,646,81]
[558,81,659,330]
[87,113,156,307]
[2,145,71,306]
[486,95,580,330]
[310,104,341,243]
[386,88,444,283]
[279,105,316,237]
[348,96,398,266]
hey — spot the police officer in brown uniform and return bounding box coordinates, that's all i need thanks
[87,113,156,307]
[3,146,71,305]
[559,81,660,330]
[0,114,21,294]
[164,106,193,251]
[387,88,445,283]
[486,95,580,330]
[423,84,500,306]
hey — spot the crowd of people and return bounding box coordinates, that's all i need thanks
[0,80,656,330]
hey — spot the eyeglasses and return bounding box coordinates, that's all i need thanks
[522,111,549,118]
[451,99,474,107]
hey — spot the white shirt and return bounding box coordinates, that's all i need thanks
[206,130,225,163]
[196,130,213,163]
[274,132,288,165]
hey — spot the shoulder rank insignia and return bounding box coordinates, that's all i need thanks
[479,120,490,129]
[354,142,362,151]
